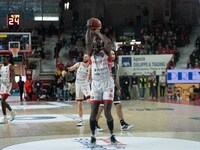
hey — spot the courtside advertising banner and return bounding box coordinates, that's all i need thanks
[118,54,173,76]
[167,69,200,83]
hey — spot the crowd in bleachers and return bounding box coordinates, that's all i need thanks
[187,35,200,69]
[116,21,191,69]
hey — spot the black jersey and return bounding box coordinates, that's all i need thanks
[112,63,118,80]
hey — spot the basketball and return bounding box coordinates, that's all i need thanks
[61,70,67,77]
[91,18,102,30]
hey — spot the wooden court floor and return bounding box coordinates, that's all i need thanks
[0,98,200,149]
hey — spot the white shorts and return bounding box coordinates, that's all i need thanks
[90,78,114,102]
[75,82,90,101]
[0,82,12,95]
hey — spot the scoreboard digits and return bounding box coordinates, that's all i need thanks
[7,14,20,29]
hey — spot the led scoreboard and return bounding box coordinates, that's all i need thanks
[7,14,20,29]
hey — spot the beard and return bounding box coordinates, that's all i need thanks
[83,60,88,63]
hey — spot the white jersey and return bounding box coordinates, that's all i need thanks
[90,50,112,81]
[0,64,13,95]
[76,62,90,83]
[1,64,11,83]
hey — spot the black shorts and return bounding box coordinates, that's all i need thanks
[113,87,121,105]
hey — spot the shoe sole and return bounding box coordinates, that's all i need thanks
[10,117,15,122]
[90,142,96,148]
[0,122,8,124]
[96,129,104,132]
[111,142,117,145]
[121,125,134,131]
[76,124,84,127]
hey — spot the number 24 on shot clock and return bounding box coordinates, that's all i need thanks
[7,14,20,28]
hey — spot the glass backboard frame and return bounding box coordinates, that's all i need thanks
[0,32,32,53]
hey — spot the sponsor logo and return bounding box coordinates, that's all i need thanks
[74,138,126,149]
[167,69,200,83]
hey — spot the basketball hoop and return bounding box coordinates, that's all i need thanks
[9,41,20,58]
[10,47,20,57]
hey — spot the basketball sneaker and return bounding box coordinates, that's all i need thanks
[90,136,96,147]
[95,126,104,132]
[76,121,84,126]
[10,111,16,121]
[121,123,134,131]
[1,118,8,124]
[110,135,117,144]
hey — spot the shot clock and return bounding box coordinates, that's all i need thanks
[7,14,20,30]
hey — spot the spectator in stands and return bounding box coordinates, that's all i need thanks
[56,59,65,71]
[69,45,79,62]
[167,87,174,100]
[70,33,77,45]
[54,39,62,58]
[159,71,166,98]
[148,73,156,99]
[39,47,46,59]
[18,76,25,103]
[131,73,139,99]
[70,82,76,100]
[34,77,42,101]
[174,87,181,101]
[56,76,63,101]
[25,77,33,101]
[195,35,200,47]
[55,67,62,80]
[194,62,200,69]
[63,78,70,101]
[49,79,57,99]
[189,85,199,101]
[76,38,84,51]
[66,71,76,100]
[121,72,130,100]
[139,73,147,99]
[134,47,141,55]
[187,59,192,69]
[153,71,159,98]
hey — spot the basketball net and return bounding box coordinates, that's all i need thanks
[10,47,20,57]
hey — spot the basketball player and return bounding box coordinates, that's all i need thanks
[86,18,117,145]
[0,55,16,123]
[68,54,90,126]
[96,50,133,131]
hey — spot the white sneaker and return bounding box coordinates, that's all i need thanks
[96,126,104,132]
[1,118,8,124]
[121,123,134,131]
[10,111,16,121]
[76,121,84,126]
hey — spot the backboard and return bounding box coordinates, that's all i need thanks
[0,32,32,54]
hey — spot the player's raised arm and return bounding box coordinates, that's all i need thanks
[85,18,94,56]
[68,62,80,72]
